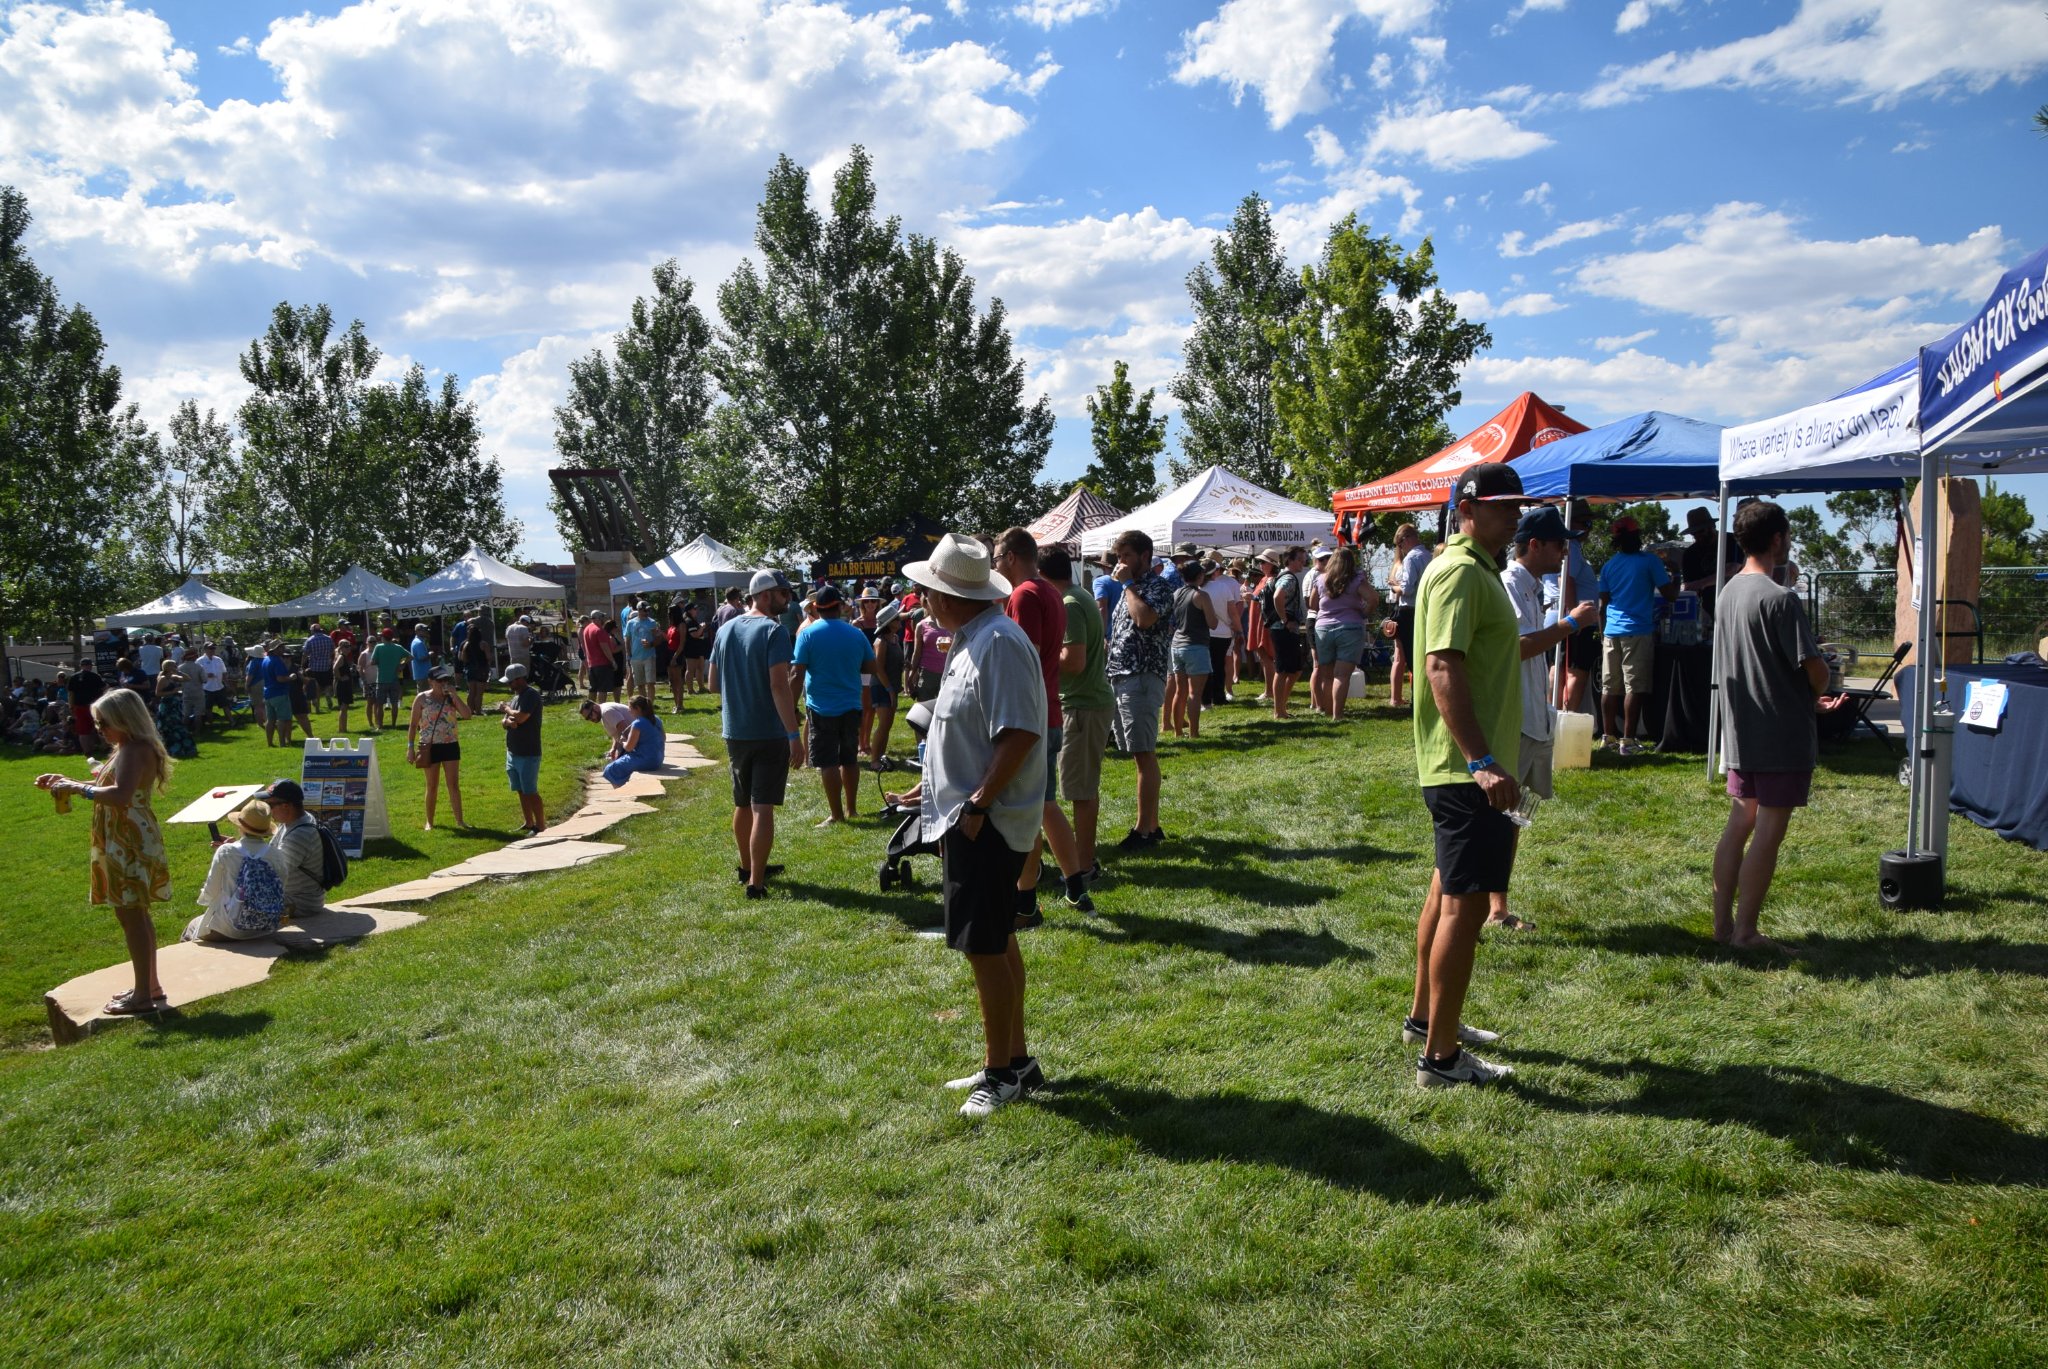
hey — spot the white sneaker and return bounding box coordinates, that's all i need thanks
[1416,1049,1514,1088]
[1400,1016,1500,1046]
[946,1058,1044,1092]
[959,1073,1022,1118]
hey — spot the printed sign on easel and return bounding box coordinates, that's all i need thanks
[300,736,390,858]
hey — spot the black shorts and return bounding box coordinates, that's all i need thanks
[311,670,333,691]
[808,709,862,768]
[1272,628,1304,674]
[1567,626,1598,673]
[589,664,619,692]
[1395,607,1416,655]
[1423,783,1518,896]
[424,741,462,766]
[728,736,791,807]
[335,675,356,705]
[684,636,712,660]
[943,821,1029,956]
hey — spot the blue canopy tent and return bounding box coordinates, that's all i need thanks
[1501,410,1725,501]
[1714,241,2048,893]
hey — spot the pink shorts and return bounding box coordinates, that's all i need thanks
[1727,768,1812,809]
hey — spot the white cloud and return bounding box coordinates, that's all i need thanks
[1519,181,1553,210]
[217,35,253,57]
[1447,290,1566,320]
[1498,214,1627,258]
[1368,52,1394,88]
[1305,124,1347,167]
[1364,101,1553,169]
[1407,35,1447,82]
[943,207,1217,330]
[1019,321,1189,420]
[1465,206,2014,423]
[1588,0,2048,108]
[1171,0,1440,128]
[1615,0,1681,35]
[1891,137,1929,153]
[1013,0,1117,26]
[1595,328,1657,350]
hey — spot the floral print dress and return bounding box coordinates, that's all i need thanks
[89,754,172,908]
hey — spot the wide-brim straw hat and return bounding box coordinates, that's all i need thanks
[902,533,1012,602]
[231,800,274,839]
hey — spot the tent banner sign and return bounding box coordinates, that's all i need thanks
[1921,244,2048,447]
[1720,372,1919,484]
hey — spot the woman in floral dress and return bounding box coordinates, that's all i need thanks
[155,659,197,759]
[36,688,175,1016]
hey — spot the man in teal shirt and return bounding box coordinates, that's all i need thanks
[1406,462,1526,1089]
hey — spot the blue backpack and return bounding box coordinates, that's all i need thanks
[231,851,287,935]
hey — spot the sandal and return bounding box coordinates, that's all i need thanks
[1485,913,1535,932]
[103,991,168,1016]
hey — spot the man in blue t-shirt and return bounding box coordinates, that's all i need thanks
[709,571,806,897]
[257,640,297,747]
[624,608,660,697]
[1597,515,1677,754]
[409,622,433,690]
[792,584,877,825]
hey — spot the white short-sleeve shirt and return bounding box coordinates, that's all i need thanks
[1502,560,1555,743]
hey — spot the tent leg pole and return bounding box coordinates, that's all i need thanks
[1707,484,1728,783]
[1908,453,1940,858]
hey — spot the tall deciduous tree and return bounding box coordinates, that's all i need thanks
[222,302,379,599]
[0,187,156,642]
[1268,216,1489,506]
[1169,194,1304,490]
[550,259,717,554]
[1083,360,1166,510]
[360,365,520,581]
[717,149,1053,554]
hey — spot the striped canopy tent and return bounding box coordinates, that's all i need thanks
[1027,485,1124,551]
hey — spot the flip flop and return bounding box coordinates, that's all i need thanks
[103,993,167,1016]
[1485,913,1535,931]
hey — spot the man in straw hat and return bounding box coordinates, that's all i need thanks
[883,533,1048,1119]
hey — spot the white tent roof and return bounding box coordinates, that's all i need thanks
[269,564,410,617]
[105,576,263,629]
[389,548,567,613]
[609,534,756,595]
[1078,466,1334,556]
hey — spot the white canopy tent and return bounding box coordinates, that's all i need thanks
[105,576,263,629]
[608,534,755,595]
[1717,243,2048,888]
[1078,466,1335,557]
[389,549,567,614]
[268,565,410,618]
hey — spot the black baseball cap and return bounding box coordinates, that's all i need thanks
[256,779,304,807]
[1515,505,1580,543]
[1454,462,1525,504]
[815,584,844,607]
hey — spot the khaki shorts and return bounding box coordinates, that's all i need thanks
[1059,705,1114,802]
[1602,632,1655,695]
[1517,732,1554,801]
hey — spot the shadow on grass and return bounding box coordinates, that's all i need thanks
[1568,921,2048,980]
[1063,909,1372,967]
[1505,1050,2048,1186]
[779,879,935,933]
[134,1009,274,1047]
[1171,834,1412,867]
[1040,1075,1490,1201]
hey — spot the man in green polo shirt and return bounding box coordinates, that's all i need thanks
[1406,461,1527,1088]
[1044,544,1110,907]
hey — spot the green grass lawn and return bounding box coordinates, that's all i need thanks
[2,687,2045,1366]
[0,696,605,1046]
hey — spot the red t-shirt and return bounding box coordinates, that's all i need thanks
[331,628,357,654]
[582,621,615,666]
[1006,575,1066,729]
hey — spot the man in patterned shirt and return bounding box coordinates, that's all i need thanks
[1105,529,1174,849]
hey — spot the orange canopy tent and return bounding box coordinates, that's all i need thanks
[1329,391,1584,535]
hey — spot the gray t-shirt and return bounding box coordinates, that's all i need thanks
[1714,572,1819,773]
[270,814,327,918]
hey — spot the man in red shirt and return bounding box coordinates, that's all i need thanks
[992,527,1093,921]
[583,609,621,703]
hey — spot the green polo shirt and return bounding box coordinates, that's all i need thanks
[1058,584,1114,713]
[1412,534,1522,788]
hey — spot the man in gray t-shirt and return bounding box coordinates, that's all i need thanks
[1710,500,1828,954]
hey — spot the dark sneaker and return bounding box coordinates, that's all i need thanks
[735,864,784,885]
[1117,828,1150,850]
[1014,910,1045,931]
[744,884,768,900]
[1401,1016,1501,1046]
[1415,1049,1514,1088]
[946,1056,1045,1093]
[1063,875,1096,914]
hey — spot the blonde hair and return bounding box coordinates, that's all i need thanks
[90,688,173,794]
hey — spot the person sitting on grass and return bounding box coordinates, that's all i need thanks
[182,801,287,942]
[257,780,326,921]
[6,701,41,745]
[36,688,174,1017]
[602,695,667,788]
[36,705,79,755]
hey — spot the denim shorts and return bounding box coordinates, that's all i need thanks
[1315,623,1365,666]
[505,753,541,794]
[1171,644,1212,675]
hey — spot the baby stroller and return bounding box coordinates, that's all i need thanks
[528,640,576,701]
[877,700,938,892]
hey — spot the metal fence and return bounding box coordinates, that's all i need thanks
[1807,567,2048,665]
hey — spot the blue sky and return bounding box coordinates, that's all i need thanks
[5,0,2046,560]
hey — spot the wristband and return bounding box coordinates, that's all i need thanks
[1561,614,1578,634]
[787,730,800,740]
[1467,754,1495,774]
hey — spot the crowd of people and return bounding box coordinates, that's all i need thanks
[23,492,1833,1113]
